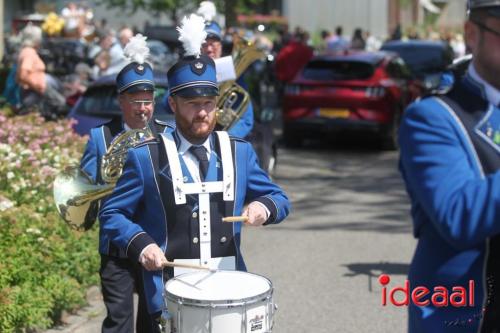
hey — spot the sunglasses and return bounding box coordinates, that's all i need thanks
[126,98,155,108]
[471,19,500,38]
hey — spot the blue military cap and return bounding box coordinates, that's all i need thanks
[116,62,154,94]
[167,54,219,97]
[205,21,222,40]
[468,0,500,16]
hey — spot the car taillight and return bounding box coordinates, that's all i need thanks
[365,86,386,98]
[285,84,301,95]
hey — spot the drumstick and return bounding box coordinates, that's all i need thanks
[222,216,249,223]
[162,260,211,271]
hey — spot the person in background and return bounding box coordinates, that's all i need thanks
[275,28,313,83]
[16,23,66,117]
[399,1,500,331]
[61,2,85,38]
[317,29,332,54]
[92,28,127,79]
[365,30,382,52]
[350,28,366,50]
[160,1,256,140]
[390,23,402,41]
[407,26,421,40]
[197,1,255,139]
[118,27,134,49]
[327,26,350,52]
[451,33,467,58]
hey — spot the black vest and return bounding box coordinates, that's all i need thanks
[438,82,500,332]
[147,133,238,278]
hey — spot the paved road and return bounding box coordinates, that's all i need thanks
[243,141,416,333]
[45,140,417,333]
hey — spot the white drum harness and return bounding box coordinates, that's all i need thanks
[159,131,236,273]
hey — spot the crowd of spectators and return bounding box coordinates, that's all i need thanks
[2,2,468,119]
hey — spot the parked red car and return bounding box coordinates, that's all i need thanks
[282,51,419,149]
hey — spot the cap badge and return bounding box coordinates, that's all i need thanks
[135,64,145,75]
[190,60,207,75]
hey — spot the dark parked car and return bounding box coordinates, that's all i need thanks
[146,39,178,71]
[68,71,173,135]
[380,40,454,93]
[282,51,418,149]
[143,25,181,52]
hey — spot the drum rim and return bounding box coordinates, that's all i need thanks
[165,289,273,308]
[165,270,273,308]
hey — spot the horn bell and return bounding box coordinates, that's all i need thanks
[53,166,114,230]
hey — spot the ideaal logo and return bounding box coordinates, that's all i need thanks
[378,274,475,307]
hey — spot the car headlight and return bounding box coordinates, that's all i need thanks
[365,86,386,98]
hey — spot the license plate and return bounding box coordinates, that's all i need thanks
[318,108,350,118]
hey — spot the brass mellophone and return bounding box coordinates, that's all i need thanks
[53,115,153,230]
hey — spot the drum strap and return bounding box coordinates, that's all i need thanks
[159,131,234,267]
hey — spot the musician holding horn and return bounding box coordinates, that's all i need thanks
[98,14,290,331]
[79,34,170,333]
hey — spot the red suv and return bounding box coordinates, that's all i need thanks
[282,51,419,149]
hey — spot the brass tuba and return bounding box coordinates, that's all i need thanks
[53,116,154,230]
[215,36,265,130]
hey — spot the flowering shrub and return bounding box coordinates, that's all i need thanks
[0,109,99,332]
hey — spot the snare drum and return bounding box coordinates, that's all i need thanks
[164,270,275,333]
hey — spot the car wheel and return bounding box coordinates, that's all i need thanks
[381,109,401,150]
[283,127,302,148]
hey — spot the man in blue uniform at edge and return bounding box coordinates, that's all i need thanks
[98,14,290,331]
[398,1,500,332]
[80,34,171,333]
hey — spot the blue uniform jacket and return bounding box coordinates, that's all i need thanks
[80,118,122,255]
[80,118,170,256]
[159,75,254,139]
[98,133,290,314]
[399,75,500,332]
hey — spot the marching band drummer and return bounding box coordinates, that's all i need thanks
[98,14,290,332]
[80,34,170,333]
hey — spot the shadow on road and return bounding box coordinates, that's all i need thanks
[343,262,410,291]
[272,136,413,234]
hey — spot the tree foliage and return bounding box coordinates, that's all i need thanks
[96,0,268,26]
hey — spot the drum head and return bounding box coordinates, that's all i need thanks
[165,270,271,302]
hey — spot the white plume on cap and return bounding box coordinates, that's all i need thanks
[123,33,150,64]
[177,14,207,57]
[197,1,217,22]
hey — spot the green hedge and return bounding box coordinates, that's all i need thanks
[0,109,99,332]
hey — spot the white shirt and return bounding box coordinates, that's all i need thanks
[176,129,211,183]
[469,63,500,107]
[175,129,269,217]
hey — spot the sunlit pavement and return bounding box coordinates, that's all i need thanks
[242,138,416,333]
